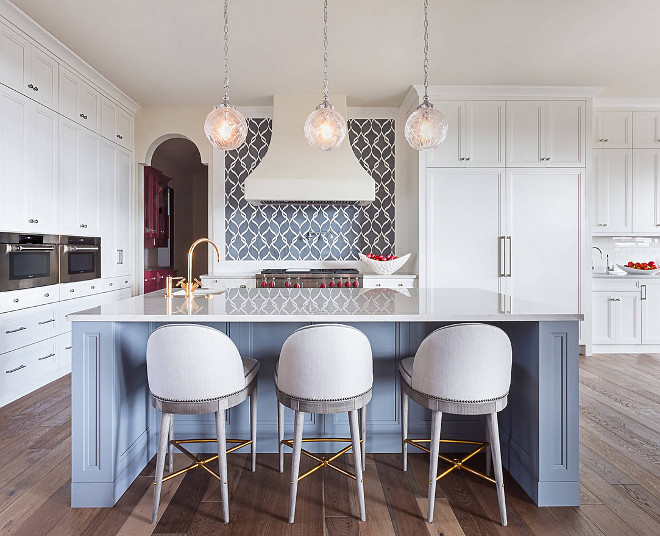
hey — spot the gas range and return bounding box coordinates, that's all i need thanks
[257,269,362,289]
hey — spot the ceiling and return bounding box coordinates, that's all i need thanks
[9,0,660,107]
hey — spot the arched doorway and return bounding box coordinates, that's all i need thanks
[143,138,208,293]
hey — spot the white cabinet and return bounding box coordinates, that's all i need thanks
[592,292,616,344]
[427,101,504,167]
[632,150,660,233]
[506,101,585,167]
[0,21,58,111]
[100,97,132,149]
[425,169,503,292]
[592,111,632,149]
[59,66,101,132]
[592,290,641,345]
[592,149,633,234]
[633,112,660,149]
[641,282,660,343]
[59,117,100,236]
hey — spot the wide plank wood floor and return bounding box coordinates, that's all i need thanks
[1,353,659,535]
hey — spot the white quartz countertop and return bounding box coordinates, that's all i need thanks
[68,288,582,323]
[592,272,660,279]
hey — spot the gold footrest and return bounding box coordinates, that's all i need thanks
[157,438,252,484]
[281,437,363,483]
[405,438,495,484]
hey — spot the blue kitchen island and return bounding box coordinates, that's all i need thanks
[68,287,582,509]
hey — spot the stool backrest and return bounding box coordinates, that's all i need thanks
[277,324,373,400]
[147,324,246,402]
[412,323,512,402]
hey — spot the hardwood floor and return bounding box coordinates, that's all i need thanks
[1,353,659,535]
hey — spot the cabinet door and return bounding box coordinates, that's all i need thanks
[27,101,58,232]
[464,101,505,167]
[100,97,116,141]
[0,22,29,95]
[0,86,29,231]
[592,149,633,233]
[592,111,604,148]
[116,149,132,275]
[79,83,101,132]
[545,101,585,167]
[28,47,58,110]
[99,140,117,278]
[58,117,81,233]
[426,169,503,292]
[592,292,616,344]
[505,169,580,313]
[632,150,660,233]
[506,101,543,167]
[58,67,79,123]
[426,101,463,167]
[116,108,132,149]
[602,111,632,149]
[78,130,100,234]
[633,112,660,149]
[616,292,642,344]
[641,283,660,344]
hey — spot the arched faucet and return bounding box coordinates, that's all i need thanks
[177,238,221,298]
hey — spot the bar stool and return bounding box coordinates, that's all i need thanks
[275,324,372,523]
[400,323,511,525]
[146,324,259,524]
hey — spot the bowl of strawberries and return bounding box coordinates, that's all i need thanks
[617,261,660,276]
[359,252,411,275]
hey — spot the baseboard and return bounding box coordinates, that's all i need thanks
[592,344,660,353]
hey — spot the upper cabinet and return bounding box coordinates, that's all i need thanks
[426,101,504,167]
[0,21,58,111]
[592,149,633,234]
[592,111,632,148]
[100,97,132,149]
[59,66,101,133]
[633,112,660,149]
[506,100,585,167]
[632,150,660,233]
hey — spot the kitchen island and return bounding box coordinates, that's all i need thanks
[68,287,581,509]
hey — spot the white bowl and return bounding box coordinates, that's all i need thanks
[617,264,660,276]
[359,253,411,275]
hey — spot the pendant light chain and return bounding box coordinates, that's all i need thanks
[223,0,230,102]
[423,0,429,101]
[322,0,329,102]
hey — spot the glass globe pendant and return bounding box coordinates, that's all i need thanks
[405,0,448,151]
[305,0,347,151]
[204,0,247,151]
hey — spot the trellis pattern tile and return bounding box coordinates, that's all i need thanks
[224,118,395,260]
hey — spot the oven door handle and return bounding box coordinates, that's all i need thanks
[11,245,56,252]
[68,246,100,252]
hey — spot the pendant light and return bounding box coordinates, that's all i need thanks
[304,0,347,151]
[204,0,247,151]
[405,0,448,151]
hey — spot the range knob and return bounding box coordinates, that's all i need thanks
[285,280,291,288]
[293,283,300,288]
[269,281,275,288]
[352,281,359,288]
[320,283,326,288]
[336,281,343,288]
[329,281,336,288]
[260,281,267,288]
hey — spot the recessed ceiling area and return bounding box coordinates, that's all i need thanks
[9,0,660,107]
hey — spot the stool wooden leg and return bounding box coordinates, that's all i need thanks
[427,410,442,522]
[359,405,367,471]
[487,412,507,526]
[349,409,366,521]
[401,390,409,471]
[485,417,492,477]
[215,410,229,524]
[152,412,173,524]
[168,418,174,474]
[250,383,257,472]
[288,410,305,523]
[278,402,285,473]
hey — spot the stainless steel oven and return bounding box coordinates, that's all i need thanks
[0,232,59,291]
[59,236,101,283]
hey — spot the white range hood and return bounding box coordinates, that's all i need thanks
[244,95,375,206]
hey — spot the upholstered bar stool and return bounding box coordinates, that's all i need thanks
[146,324,259,524]
[275,324,373,523]
[400,323,512,525]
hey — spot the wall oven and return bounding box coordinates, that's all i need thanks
[59,236,101,283]
[0,233,59,291]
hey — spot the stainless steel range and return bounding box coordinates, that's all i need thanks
[257,269,362,289]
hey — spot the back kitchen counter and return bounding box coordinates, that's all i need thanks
[68,288,582,509]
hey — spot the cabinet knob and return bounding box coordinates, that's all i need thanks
[70,289,75,293]
[464,157,470,161]
[117,134,123,139]
[603,139,608,142]
[459,157,465,161]
[91,285,95,289]
[79,113,88,120]
[13,298,19,303]
[109,283,113,286]
[44,293,49,297]
[27,83,33,89]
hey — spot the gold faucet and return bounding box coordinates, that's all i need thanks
[177,238,221,298]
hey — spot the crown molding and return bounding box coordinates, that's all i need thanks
[594,97,660,110]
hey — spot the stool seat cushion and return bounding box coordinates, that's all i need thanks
[399,357,414,386]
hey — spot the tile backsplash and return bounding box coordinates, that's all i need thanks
[592,236,660,273]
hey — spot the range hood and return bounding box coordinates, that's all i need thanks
[244,95,375,206]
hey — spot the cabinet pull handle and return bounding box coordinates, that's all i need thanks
[38,319,55,325]
[499,236,506,277]
[506,236,512,277]
[38,353,55,361]
[641,285,647,300]
[65,346,72,350]
[28,83,33,89]
[6,326,27,334]
[6,365,26,374]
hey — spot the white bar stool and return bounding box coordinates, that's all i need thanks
[146,324,259,524]
[275,324,373,523]
[400,323,512,525]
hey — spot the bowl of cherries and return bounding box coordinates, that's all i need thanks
[359,252,411,275]
[617,261,660,276]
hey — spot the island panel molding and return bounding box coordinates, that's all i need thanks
[224,118,395,260]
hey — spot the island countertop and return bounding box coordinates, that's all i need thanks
[67,287,583,322]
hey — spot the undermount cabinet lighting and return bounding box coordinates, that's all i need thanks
[204,0,248,151]
[405,0,448,151]
[304,0,347,151]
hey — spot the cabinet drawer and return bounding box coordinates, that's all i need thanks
[60,279,103,300]
[0,284,59,314]
[0,338,58,399]
[592,278,639,292]
[103,275,132,292]
[0,303,57,354]
[363,278,416,289]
